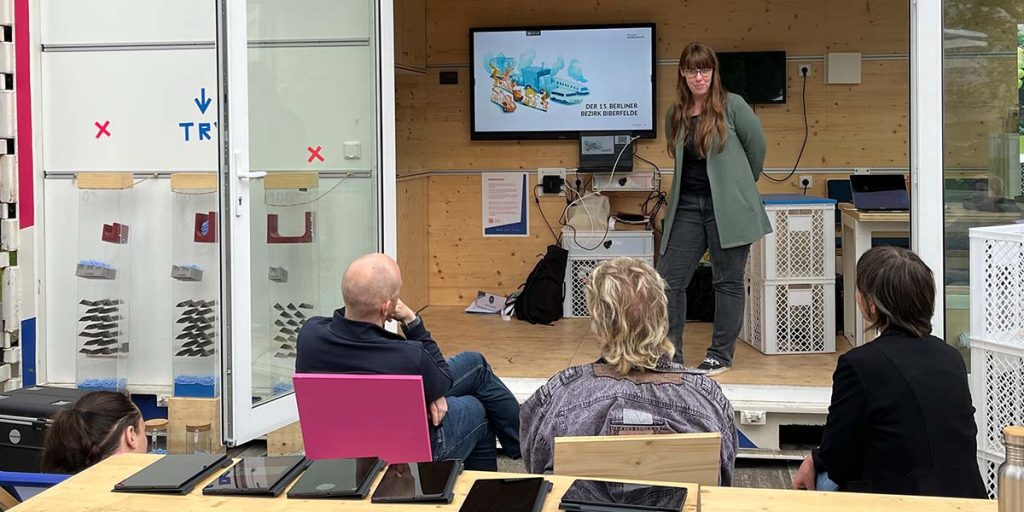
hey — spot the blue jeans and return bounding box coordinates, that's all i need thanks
[816,472,840,491]
[431,352,521,471]
[657,194,750,366]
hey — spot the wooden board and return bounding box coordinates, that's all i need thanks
[420,306,850,387]
[11,453,700,512]
[166,397,225,455]
[394,0,426,72]
[266,421,304,457]
[555,433,722,487]
[169,173,217,192]
[838,202,910,223]
[75,172,134,190]
[397,175,430,310]
[700,486,995,512]
[264,172,319,191]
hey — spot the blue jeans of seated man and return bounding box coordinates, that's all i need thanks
[816,472,840,492]
[431,351,521,471]
[657,194,750,367]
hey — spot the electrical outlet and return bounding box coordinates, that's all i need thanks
[537,168,566,197]
[798,64,812,78]
[740,410,767,425]
[799,175,813,189]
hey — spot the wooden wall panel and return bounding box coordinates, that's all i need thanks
[397,60,911,172]
[398,176,431,310]
[427,0,909,66]
[426,172,853,306]
[395,0,426,71]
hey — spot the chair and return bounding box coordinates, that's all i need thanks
[292,373,432,463]
[0,471,69,510]
[553,432,722,487]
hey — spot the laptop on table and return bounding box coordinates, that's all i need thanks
[850,174,910,212]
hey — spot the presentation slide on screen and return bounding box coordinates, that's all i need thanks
[472,27,654,134]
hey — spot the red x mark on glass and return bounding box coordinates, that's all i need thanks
[307,145,324,163]
[95,121,111,138]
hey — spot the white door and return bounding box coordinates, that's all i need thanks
[218,0,396,445]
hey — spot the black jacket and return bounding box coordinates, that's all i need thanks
[294,308,453,403]
[812,327,986,498]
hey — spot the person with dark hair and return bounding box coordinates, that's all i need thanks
[41,391,146,474]
[792,246,986,498]
[657,42,770,375]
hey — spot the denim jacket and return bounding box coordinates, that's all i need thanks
[520,358,737,485]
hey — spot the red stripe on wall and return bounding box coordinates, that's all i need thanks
[15,0,34,228]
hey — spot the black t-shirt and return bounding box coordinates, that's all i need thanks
[679,115,710,197]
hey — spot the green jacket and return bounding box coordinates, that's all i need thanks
[660,93,772,254]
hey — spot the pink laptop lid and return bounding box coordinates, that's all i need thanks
[293,373,432,463]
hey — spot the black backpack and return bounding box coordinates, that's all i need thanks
[511,245,568,325]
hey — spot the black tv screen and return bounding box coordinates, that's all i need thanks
[470,24,657,140]
[717,51,787,105]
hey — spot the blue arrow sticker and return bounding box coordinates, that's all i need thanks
[194,88,212,114]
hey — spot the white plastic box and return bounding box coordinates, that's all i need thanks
[969,223,1024,497]
[562,228,654,318]
[747,194,836,281]
[745,277,836,355]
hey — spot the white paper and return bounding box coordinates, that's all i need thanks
[482,172,529,237]
[465,290,507,314]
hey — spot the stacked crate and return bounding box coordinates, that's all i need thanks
[0,0,19,392]
[743,195,836,354]
[562,228,654,318]
[969,223,1024,498]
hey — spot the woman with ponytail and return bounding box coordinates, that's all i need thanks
[657,42,771,375]
[41,391,147,474]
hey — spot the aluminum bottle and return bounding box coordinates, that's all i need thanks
[999,426,1024,512]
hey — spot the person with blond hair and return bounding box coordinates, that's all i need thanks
[519,257,737,484]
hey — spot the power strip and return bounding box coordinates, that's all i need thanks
[591,171,657,192]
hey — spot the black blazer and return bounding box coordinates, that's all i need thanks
[812,327,986,498]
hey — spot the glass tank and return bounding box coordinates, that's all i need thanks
[170,174,221,398]
[250,172,321,403]
[75,173,133,391]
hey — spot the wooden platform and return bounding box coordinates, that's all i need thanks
[420,306,851,388]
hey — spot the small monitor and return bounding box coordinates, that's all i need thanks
[578,133,634,173]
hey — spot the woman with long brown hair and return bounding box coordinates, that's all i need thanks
[657,42,771,375]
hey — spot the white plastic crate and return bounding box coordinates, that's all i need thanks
[747,195,836,281]
[970,224,1024,350]
[561,228,654,318]
[969,223,1024,496]
[743,277,836,354]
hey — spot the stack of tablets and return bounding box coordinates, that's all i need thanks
[558,479,689,512]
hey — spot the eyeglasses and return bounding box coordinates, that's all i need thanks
[682,68,713,78]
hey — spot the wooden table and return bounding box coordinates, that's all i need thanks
[10,454,997,512]
[838,203,910,347]
[701,486,994,512]
[9,454,699,512]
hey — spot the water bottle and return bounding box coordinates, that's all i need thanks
[999,426,1024,512]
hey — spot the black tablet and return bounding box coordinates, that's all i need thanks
[558,479,688,512]
[112,454,232,494]
[286,457,386,499]
[459,477,552,512]
[370,460,463,504]
[202,456,310,497]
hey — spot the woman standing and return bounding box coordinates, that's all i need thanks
[657,42,771,375]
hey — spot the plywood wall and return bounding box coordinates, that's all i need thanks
[398,0,1024,306]
[397,175,431,309]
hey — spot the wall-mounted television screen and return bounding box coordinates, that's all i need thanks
[716,51,787,105]
[470,24,656,140]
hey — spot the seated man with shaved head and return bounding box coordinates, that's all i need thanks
[296,253,520,471]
